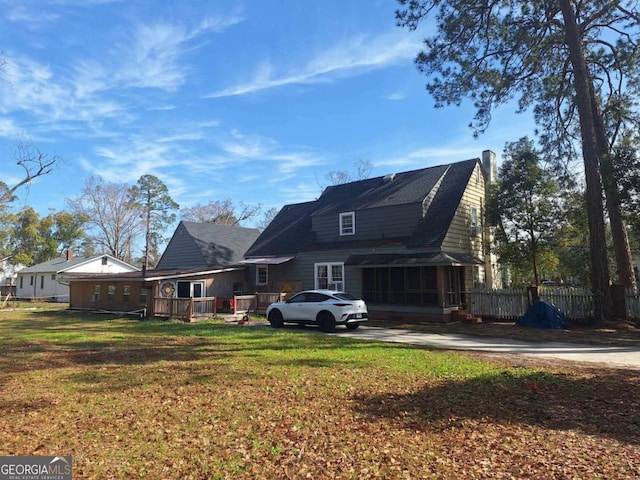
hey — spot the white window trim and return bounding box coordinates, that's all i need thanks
[470,206,479,228]
[314,262,345,291]
[256,265,268,286]
[177,280,206,298]
[339,211,355,236]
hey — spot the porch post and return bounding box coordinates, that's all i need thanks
[436,267,446,308]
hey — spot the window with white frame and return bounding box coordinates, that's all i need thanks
[315,263,344,291]
[339,212,355,236]
[470,206,481,236]
[256,265,268,285]
[470,206,479,228]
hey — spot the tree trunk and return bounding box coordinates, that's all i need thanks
[602,156,637,289]
[591,94,637,289]
[559,0,611,323]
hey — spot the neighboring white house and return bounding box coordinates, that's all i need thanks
[16,251,139,302]
[1,257,25,296]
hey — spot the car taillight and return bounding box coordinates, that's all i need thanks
[332,303,351,307]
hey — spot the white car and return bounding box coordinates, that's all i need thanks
[266,290,368,332]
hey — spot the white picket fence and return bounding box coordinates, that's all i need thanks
[469,287,640,321]
[468,288,529,320]
[627,288,640,320]
[540,287,593,320]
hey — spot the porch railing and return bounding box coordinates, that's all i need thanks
[234,292,289,315]
[153,297,217,321]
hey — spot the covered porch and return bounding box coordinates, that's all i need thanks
[345,251,483,321]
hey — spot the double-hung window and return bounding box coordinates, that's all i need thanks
[256,266,268,286]
[315,263,344,291]
[339,212,355,236]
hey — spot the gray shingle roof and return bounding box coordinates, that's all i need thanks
[245,158,479,257]
[409,159,478,248]
[313,163,450,215]
[156,221,261,270]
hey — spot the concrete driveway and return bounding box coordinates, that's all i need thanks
[332,326,640,370]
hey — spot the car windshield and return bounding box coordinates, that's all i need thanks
[333,293,358,301]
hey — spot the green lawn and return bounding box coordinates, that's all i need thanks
[1,306,639,479]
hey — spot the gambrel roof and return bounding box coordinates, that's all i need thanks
[245,158,481,257]
[156,221,261,270]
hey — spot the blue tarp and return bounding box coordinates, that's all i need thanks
[517,300,569,329]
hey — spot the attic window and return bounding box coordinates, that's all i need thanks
[339,212,355,236]
[102,256,108,265]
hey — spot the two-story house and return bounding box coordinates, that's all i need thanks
[244,151,498,321]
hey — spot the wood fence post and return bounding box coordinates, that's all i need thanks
[610,285,627,320]
[527,286,540,306]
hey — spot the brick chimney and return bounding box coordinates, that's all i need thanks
[482,150,497,183]
[66,250,73,261]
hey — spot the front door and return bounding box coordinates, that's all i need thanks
[176,281,205,298]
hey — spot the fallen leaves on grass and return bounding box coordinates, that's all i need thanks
[0,314,639,479]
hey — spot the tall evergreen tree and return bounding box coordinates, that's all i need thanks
[129,175,179,271]
[487,138,564,286]
[396,0,640,321]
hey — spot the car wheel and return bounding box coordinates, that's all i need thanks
[317,311,336,333]
[268,309,284,328]
[345,323,360,330]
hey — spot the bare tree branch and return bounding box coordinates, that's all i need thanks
[0,139,61,205]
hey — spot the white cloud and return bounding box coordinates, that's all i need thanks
[206,30,422,98]
[4,5,60,28]
[0,118,21,137]
[115,14,245,92]
[386,91,407,101]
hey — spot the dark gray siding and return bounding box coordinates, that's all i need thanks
[263,248,416,298]
[312,203,422,243]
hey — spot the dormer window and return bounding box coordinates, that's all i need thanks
[339,212,355,236]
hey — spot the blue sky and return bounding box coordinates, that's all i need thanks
[1,0,534,227]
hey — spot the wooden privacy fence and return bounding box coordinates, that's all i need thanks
[469,287,640,321]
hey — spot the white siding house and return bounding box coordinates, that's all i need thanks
[1,257,25,296]
[16,252,139,302]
